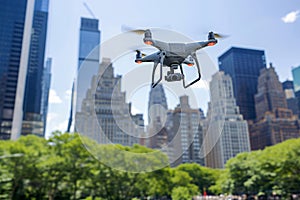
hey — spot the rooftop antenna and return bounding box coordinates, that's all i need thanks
[83,2,96,19]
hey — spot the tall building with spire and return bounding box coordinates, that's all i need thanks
[218,47,266,120]
[147,84,168,148]
[67,17,101,132]
[249,64,300,150]
[205,71,250,168]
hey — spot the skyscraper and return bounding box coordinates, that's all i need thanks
[292,66,300,93]
[282,80,299,116]
[0,0,39,139]
[249,65,300,150]
[67,17,101,132]
[292,66,300,118]
[76,58,143,146]
[205,71,250,168]
[170,96,204,165]
[147,84,168,148]
[22,0,50,137]
[218,47,266,120]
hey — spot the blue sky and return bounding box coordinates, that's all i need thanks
[45,0,300,137]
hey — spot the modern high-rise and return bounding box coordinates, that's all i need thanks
[22,0,50,137]
[41,58,52,135]
[147,84,168,149]
[67,17,101,132]
[292,66,300,93]
[282,80,298,116]
[249,65,300,150]
[76,58,143,146]
[218,47,266,120]
[292,66,300,118]
[205,71,250,168]
[0,0,49,139]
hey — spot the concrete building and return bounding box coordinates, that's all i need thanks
[147,84,168,149]
[170,96,204,165]
[249,64,300,150]
[205,71,250,168]
[76,58,144,146]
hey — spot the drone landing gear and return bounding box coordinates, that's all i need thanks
[151,52,165,88]
[180,53,201,88]
[151,53,201,89]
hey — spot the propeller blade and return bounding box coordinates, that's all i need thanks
[214,33,229,39]
[121,25,146,35]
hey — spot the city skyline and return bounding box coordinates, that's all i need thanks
[3,0,295,137]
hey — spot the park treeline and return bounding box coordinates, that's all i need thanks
[0,132,300,200]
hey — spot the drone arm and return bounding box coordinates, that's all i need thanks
[144,38,169,51]
[186,39,218,52]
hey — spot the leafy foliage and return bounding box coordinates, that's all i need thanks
[0,132,217,199]
[1,132,299,199]
[215,138,300,197]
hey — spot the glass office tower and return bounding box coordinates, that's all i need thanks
[0,0,33,139]
[218,47,266,120]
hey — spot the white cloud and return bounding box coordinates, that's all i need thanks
[49,89,62,104]
[282,10,299,23]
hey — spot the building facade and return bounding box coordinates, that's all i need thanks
[67,17,101,132]
[292,66,300,93]
[0,0,49,139]
[41,58,52,135]
[76,58,143,146]
[249,65,300,150]
[147,84,168,149]
[218,47,266,120]
[22,0,50,137]
[205,71,250,168]
[169,96,204,166]
[292,66,300,118]
[282,80,299,116]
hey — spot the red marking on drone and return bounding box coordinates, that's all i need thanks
[207,42,216,46]
[145,41,153,45]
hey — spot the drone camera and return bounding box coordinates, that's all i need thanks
[165,73,184,82]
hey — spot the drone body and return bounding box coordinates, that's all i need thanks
[134,30,219,88]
